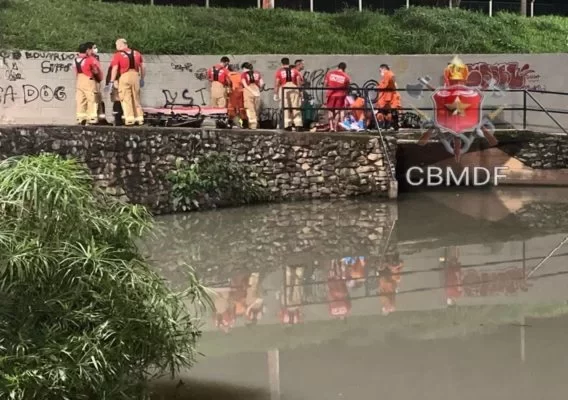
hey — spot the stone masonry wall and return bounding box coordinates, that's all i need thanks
[0,126,396,213]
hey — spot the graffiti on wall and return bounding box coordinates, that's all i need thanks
[466,61,544,91]
[0,85,67,105]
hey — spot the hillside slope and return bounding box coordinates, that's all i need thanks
[1,0,567,54]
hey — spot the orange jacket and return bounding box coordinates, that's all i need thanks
[377,70,397,108]
[351,97,366,121]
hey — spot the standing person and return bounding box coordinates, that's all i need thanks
[109,38,145,126]
[376,64,400,131]
[274,57,302,131]
[294,59,305,86]
[241,62,265,130]
[85,42,108,124]
[207,56,231,107]
[227,64,245,127]
[74,42,103,125]
[324,62,351,132]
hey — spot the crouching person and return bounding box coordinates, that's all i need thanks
[241,62,265,130]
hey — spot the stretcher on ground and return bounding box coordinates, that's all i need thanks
[142,104,230,128]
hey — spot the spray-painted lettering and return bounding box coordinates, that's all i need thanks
[466,62,543,90]
[25,51,75,61]
[171,62,193,73]
[41,61,73,74]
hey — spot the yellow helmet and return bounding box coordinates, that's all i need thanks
[446,55,469,81]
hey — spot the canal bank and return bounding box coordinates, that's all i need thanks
[1,126,567,213]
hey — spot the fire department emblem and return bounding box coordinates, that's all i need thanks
[409,55,501,161]
[431,85,483,135]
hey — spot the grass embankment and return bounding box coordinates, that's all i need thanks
[1,0,568,54]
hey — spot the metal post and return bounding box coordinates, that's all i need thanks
[258,0,261,8]
[523,90,527,130]
[489,0,493,16]
[530,0,535,17]
[406,0,410,8]
[521,0,527,16]
[150,0,154,5]
[205,0,209,8]
[359,0,362,11]
[520,315,526,362]
[449,0,452,9]
[310,0,314,12]
[268,349,281,400]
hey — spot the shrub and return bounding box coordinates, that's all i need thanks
[1,0,568,54]
[167,153,268,211]
[0,154,211,400]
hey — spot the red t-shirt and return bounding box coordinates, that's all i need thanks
[74,54,102,81]
[207,63,229,85]
[110,48,143,75]
[241,70,264,87]
[275,66,301,86]
[325,69,351,98]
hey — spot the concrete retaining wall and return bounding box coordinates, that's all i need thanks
[1,50,566,132]
[0,126,396,213]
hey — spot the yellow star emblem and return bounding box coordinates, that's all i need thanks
[445,96,471,117]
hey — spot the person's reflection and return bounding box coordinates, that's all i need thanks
[213,269,266,332]
[443,246,463,306]
[213,286,236,334]
[346,256,366,289]
[245,272,265,326]
[379,253,403,316]
[279,265,304,325]
[327,259,352,320]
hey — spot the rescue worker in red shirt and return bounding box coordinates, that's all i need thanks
[324,62,351,132]
[274,57,303,130]
[376,64,401,131]
[379,254,403,316]
[207,56,230,108]
[74,42,103,125]
[84,42,108,124]
[241,62,265,130]
[109,38,145,126]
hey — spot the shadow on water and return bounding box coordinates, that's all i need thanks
[149,378,269,400]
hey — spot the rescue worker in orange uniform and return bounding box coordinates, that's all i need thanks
[274,57,303,130]
[241,62,265,130]
[324,62,351,132]
[74,42,103,125]
[444,55,469,87]
[207,56,231,107]
[227,65,246,127]
[376,64,400,131]
[109,38,145,126]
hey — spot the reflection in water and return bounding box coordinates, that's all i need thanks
[145,188,568,400]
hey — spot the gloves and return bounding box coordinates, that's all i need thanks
[140,78,145,88]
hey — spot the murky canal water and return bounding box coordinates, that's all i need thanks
[144,187,568,400]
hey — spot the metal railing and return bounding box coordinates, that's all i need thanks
[280,85,568,134]
[100,0,568,17]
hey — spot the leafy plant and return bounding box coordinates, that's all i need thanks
[167,153,268,211]
[0,154,212,400]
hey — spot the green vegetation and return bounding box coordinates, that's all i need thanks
[1,0,568,54]
[167,154,268,211]
[0,154,211,400]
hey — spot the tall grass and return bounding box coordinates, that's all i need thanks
[0,154,212,400]
[1,0,567,54]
